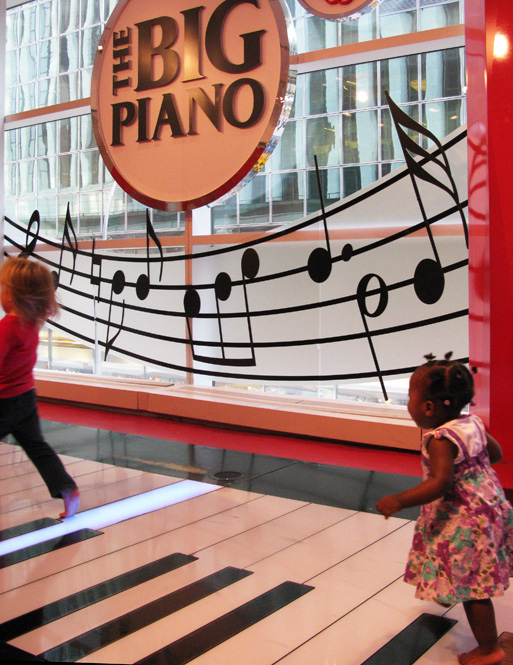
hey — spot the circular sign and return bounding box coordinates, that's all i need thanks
[91,0,295,211]
[297,0,380,21]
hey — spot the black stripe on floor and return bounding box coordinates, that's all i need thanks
[360,613,457,665]
[0,518,60,542]
[0,552,197,642]
[135,580,314,665]
[0,529,102,569]
[40,566,253,662]
[0,641,46,661]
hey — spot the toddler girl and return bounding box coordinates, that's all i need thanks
[377,353,513,665]
[0,256,79,518]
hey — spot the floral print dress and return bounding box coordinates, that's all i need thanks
[404,414,513,604]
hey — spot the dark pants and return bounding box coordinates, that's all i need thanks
[0,390,77,499]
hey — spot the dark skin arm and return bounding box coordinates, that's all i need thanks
[486,431,502,464]
[376,436,457,518]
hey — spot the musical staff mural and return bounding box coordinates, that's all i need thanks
[3,98,469,400]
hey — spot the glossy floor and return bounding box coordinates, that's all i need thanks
[0,409,512,664]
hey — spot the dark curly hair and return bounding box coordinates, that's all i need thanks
[413,352,475,418]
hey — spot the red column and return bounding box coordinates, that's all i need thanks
[466,0,513,461]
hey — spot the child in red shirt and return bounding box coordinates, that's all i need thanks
[0,256,79,518]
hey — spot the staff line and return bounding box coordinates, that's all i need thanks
[53,258,467,324]
[46,318,470,382]
[55,305,468,350]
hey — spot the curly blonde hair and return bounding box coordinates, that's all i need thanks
[0,256,59,327]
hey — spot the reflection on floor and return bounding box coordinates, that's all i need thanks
[0,407,512,664]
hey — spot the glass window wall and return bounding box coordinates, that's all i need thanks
[3,0,466,396]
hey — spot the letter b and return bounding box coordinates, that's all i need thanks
[136,17,180,92]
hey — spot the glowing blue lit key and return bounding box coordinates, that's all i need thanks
[0,480,219,557]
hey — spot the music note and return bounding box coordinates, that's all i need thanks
[104,269,126,360]
[356,273,389,401]
[53,202,78,289]
[90,239,103,302]
[307,155,332,283]
[136,210,164,301]
[19,209,40,258]
[183,248,259,366]
[386,92,467,305]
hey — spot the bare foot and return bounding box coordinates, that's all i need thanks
[60,488,80,518]
[457,645,505,665]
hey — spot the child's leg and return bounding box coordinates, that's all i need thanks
[10,391,79,516]
[458,599,505,665]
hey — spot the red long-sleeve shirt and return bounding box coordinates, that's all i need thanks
[0,314,38,398]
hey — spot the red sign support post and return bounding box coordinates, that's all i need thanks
[466,0,513,461]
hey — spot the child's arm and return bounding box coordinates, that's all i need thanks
[376,437,456,518]
[485,432,503,464]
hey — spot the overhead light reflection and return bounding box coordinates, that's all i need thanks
[0,480,218,557]
[494,33,509,59]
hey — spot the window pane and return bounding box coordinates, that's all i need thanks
[105,187,125,232]
[81,0,101,27]
[57,196,78,233]
[421,2,460,30]
[80,115,97,149]
[59,117,78,152]
[19,198,38,224]
[38,77,59,107]
[5,130,18,163]
[20,44,38,83]
[305,15,338,52]
[239,175,269,225]
[60,72,80,102]
[37,156,56,193]
[6,10,19,50]
[6,51,19,88]
[126,195,147,230]
[343,165,378,198]
[19,3,37,45]
[80,191,102,233]
[40,1,58,40]
[421,99,466,147]
[380,10,417,39]
[5,87,18,115]
[59,153,79,190]
[306,168,341,214]
[19,83,37,112]
[103,0,119,22]
[5,163,18,198]
[289,73,304,120]
[80,150,102,188]
[37,197,57,235]
[81,25,101,68]
[341,11,376,45]
[153,210,181,231]
[60,0,81,33]
[343,110,378,164]
[342,62,376,111]
[422,48,464,100]
[38,122,58,157]
[272,172,304,223]
[270,119,304,171]
[212,194,237,230]
[59,32,80,73]
[306,116,339,167]
[381,104,419,161]
[380,55,419,105]
[39,38,59,78]
[80,67,93,97]
[306,69,340,116]
[20,126,37,159]
[20,160,36,196]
